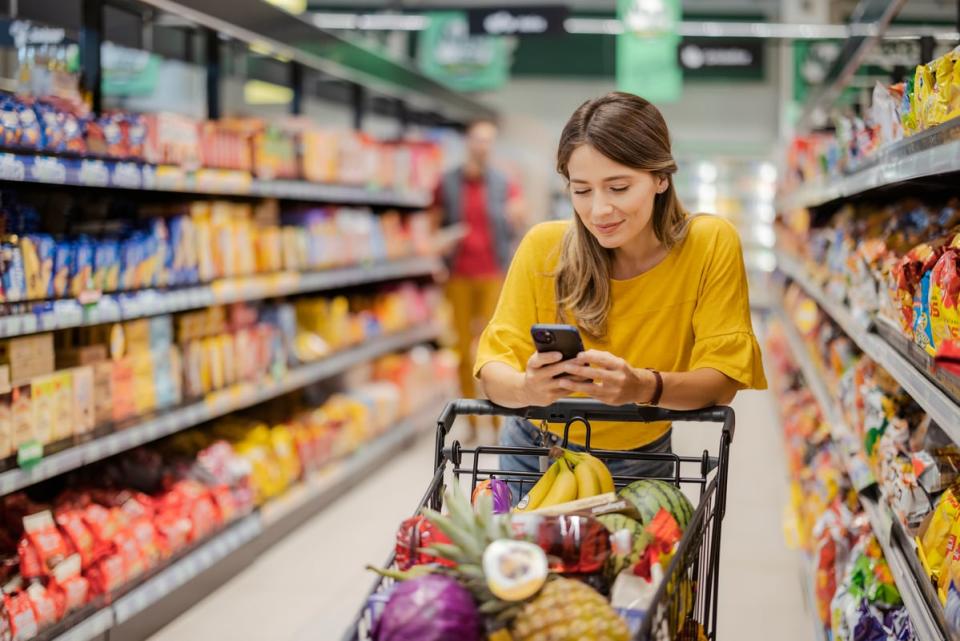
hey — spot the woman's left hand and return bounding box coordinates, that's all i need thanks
[558,350,653,405]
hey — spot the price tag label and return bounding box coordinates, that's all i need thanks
[0,153,26,181]
[79,159,110,187]
[31,156,67,184]
[112,162,142,189]
[17,441,43,468]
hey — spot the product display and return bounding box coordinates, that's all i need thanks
[0,193,434,304]
[0,93,443,195]
[783,47,960,190]
[766,322,916,640]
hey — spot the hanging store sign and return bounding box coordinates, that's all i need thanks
[678,39,764,78]
[419,12,510,92]
[616,0,682,103]
[467,5,568,36]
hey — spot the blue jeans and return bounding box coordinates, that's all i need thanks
[497,416,676,507]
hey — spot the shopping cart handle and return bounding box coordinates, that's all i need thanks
[437,399,734,442]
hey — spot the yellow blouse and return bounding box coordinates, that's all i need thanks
[474,215,767,450]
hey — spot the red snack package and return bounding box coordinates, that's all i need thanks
[113,530,146,581]
[3,592,37,641]
[85,552,126,597]
[82,504,125,557]
[210,485,237,525]
[54,509,97,569]
[17,538,42,581]
[26,582,59,628]
[22,511,70,577]
[153,511,191,554]
[51,554,89,614]
[394,515,454,571]
[936,340,960,377]
[128,518,164,566]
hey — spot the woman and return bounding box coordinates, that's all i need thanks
[474,92,767,495]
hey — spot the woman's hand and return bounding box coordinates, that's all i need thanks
[521,351,575,407]
[558,350,654,405]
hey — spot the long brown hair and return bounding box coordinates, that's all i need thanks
[555,92,688,338]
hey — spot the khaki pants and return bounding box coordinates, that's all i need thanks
[445,276,503,425]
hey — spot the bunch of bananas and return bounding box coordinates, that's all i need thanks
[515,449,615,512]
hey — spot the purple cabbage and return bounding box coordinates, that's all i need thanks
[374,574,480,641]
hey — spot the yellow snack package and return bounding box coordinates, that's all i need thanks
[921,488,960,582]
[914,62,936,131]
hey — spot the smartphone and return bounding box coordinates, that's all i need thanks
[531,323,584,362]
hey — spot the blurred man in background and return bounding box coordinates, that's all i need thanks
[435,119,526,441]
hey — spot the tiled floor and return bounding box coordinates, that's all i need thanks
[147,390,812,641]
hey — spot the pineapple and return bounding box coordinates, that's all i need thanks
[419,488,630,641]
[511,578,630,641]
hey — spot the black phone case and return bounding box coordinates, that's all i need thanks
[530,324,584,361]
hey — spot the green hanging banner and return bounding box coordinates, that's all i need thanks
[616,0,682,103]
[418,11,510,93]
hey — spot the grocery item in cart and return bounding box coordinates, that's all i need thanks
[373,574,481,641]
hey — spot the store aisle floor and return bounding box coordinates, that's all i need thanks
[147,390,812,641]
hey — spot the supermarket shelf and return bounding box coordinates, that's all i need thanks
[778,253,960,444]
[0,324,441,496]
[775,302,948,641]
[775,304,875,492]
[46,398,446,641]
[777,119,960,211]
[0,256,441,339]
[112,514,263,624]
[260,395,446,528]
[0,150,432,207]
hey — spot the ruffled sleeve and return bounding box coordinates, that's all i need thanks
[688,219,768,390]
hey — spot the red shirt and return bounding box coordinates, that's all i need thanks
[438,175,520,279]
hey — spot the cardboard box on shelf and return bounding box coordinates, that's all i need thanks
[0,391,12,458]
[11,385,34,450]
[111,357,136,423]
[93,361,113,427]
[31,373,56,445]
[131,352,156,417]
[71,366,94,435]
[0,334,55,385]
[51,371,74,442]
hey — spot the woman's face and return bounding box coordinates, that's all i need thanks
[566,144,666,250]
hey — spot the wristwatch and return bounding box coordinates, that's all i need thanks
[639,369,663,407]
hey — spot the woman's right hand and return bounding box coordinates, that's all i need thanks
[522,351,573,407]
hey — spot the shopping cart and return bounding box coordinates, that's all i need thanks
[344,398,734,641]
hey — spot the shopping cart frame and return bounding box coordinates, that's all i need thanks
[345,398,734,641]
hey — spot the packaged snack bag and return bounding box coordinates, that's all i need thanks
[70,237,94,297]
[931,248,960,351]
[22,510,71,577]
[16,102,41,150]
[0,238,25,303]
[3,591,38,641]
[0,98,20,148]
[920,488,960,581]
[52,241,72,298]
[21,235,54,300]
[54,509,96,568]
[914,270,936,355]
[51,554,89,614]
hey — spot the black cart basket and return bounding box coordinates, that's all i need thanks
[345,398,735,641]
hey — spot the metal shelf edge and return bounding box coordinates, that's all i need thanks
[0,257,441,340]
[777,255,960,443]
[0,325,440,496]
[0,151,432,207]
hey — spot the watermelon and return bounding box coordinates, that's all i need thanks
[596,514,650,583]
[618,480,694,530]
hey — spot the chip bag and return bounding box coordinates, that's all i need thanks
[920,488,960,582]
[930,249,960,352]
